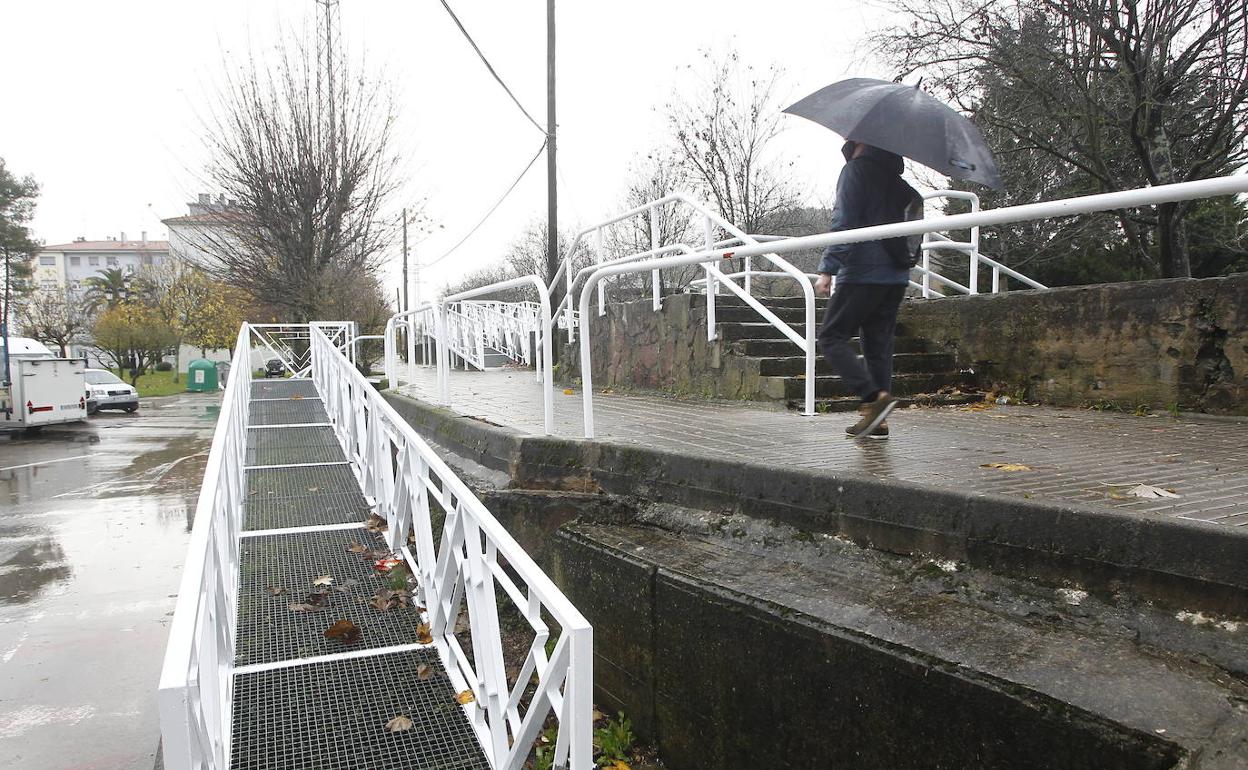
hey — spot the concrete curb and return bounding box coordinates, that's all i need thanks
[384,391,1248,615]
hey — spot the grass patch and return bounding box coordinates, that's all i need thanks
[110,368,186,397]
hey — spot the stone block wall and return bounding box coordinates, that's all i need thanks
[901,273,1248,413]
[562,293,774,401]
[563,273,1248,413]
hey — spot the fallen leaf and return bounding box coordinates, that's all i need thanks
[1125,484,1180,499]
[562,388,575,395]
[291,394,304,401]
[288,602,320,613]
[312,575,334,586]
[365,514,389,533]
[374,556,402,573]
[416,663,433,680]
[606,762,631,770]
[304,590,331,607]
[980,462,1033,472]
[370,589,399,612]
[455,689,475,705]
[307,486,320,493]
[416,622,433,644]
[324,619,361,644]
[266,586,286,596]
[385,715,413,732]
[346,542,368,554]
[592,708,605,722]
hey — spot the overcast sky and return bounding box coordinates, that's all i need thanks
[2,0,899,303]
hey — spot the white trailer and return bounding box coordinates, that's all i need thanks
[1,337,88,432]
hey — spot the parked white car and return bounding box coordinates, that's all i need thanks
[84,369,140,412]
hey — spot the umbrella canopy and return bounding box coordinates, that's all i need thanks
[784,78,1003,189]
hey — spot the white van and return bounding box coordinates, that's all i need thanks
[1,336,88,432]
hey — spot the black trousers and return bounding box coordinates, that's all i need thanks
[816,283,906,401]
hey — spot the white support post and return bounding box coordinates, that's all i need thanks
[921,245,932,299]
[595,228,606,317]
[703,216,717,341]
[650,204,662,312]
[744,256,752,295]
[437,306,451,406]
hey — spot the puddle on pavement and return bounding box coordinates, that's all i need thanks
[0,536,72,604]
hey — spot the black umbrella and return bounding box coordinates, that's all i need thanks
[784,78,1003,189]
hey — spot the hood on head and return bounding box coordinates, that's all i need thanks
[849,142,904,175]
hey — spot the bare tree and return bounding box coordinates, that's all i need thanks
[15,287,93,357]
[442,220,571,303]
[665,50,804,237]
[876,0,1248,278]
[600,150,703,294]
[193,31,403,321]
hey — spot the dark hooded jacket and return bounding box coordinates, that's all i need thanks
[817,144,913,285]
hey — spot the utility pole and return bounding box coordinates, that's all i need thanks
[545,0,557,290]
[2,247,11,420]
[402,207,409,312]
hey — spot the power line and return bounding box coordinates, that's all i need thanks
[426,139,548,268]
[437,0,547,135]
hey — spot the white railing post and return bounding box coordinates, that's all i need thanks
[703,215,717,342]
[650,204,662,311]
[595,228,605,318]
[921,245,933,299]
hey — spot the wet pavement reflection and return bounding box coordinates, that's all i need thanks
[0,393,219,770]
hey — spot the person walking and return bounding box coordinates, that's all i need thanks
[814,140,921,440]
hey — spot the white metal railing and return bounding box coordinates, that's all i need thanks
[251,323,354,376]
[572,174,1248,437]
[311,324,590,769]
[157,323,252,770]
[550,191,818,416]
[439,277,555,435]
[385,303,439,392]
[463,301,540,366]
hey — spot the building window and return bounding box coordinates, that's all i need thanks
[69,256,81,266]
[40,279,57,290]
[88,256,99,266]
[39,255,55,266]
[106,256,118,267]
[141,253,152,265]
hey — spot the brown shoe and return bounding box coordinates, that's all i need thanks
[845,393,897,439]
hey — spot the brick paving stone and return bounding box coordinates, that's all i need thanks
[397,367,1248,526]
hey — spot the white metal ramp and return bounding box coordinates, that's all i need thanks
[158,323,592,770]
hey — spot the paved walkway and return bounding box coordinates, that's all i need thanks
[398,367,1248,527]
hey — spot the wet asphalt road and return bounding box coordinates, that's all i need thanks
[0,393,220,770]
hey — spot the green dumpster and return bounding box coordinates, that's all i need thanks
[187,359,219,392]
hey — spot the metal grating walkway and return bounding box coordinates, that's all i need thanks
[234,379,489,770]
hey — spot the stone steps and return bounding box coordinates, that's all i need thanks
[712,295,978,408]
[757,352,956,377]
[766,372,969,400]
[731,337,932,356]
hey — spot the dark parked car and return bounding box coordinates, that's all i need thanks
[264,359,285,378]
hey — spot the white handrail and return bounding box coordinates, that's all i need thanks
[310,325,592,769]
[571,174,1248,437]
[157,323,251,770]
[550,191,818,416]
